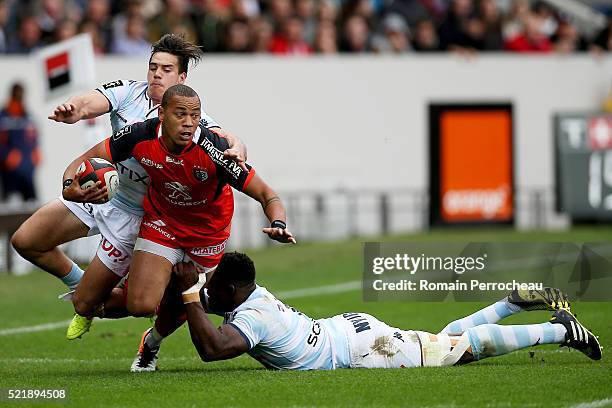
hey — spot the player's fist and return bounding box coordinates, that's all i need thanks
[48,102,81,124]
[172,262,200,293]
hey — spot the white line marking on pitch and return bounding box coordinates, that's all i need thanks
[0,280,362,336]
[567,399,612,408]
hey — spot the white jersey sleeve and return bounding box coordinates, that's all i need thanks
[96,79,132,112]
[200,111,220,129]
[229,309,267,349]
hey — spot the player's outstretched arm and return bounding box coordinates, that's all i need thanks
[243,174,296,244]
[61,139,112,203]
[48,90,110,124]
[173,263,250,362]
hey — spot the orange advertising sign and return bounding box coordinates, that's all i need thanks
[430,105,514,225]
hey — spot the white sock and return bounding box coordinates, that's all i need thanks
[145,327,164,349]
[60,262,84,290]
[467,322,567,360]
[439,299,522,334]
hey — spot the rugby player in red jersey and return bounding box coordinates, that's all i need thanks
[61,84,295,370]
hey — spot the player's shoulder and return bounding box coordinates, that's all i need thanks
[99,79,147,101]
[99,79,143,90]
[196,126,230,152]
[234,287,277,314]
[112,117,159,141]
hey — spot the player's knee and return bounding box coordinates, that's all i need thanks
[10,228,35,257]
[127,297,157,317]
[73,296,95,317]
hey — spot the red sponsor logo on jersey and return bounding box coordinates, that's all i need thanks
[190,240,227,257]
[101,238,129,262]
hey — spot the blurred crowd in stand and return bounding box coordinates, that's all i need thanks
[0,0,610,56]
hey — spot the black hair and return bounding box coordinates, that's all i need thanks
[215,252,256,287]
[10,82,24,99]
[161,84,200,107]
[150,34,203,75]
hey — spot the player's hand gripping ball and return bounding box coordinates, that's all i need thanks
[76,158,119,201]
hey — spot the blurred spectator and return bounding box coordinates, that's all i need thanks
[340,0,376,27]
[295,0,316,44]
[148,0,198,44]
[340,14,372,52]
[112,0,145,43]
[53,18,78,42]
[532,1,557,38]
[0,0,8,53]
[79,19,105,54]
[7,17,43,54]
[463,16,487,50]
[313,20,338,54]
[503,0,530,41]
[270,15,311,55]
[386,0,432,27]
[438,0,474,50]
[552,19,587,53]
[230,0,260,20]
[372,13,411,53]
[267,0,293,29]
[478,0,503,50]
[223,18,250,52]
[82,0,112,52]
[192,0,225,53]
[590,18,612,52]
[0,83,40,202]
[250,16,273,53]
[316,0,338,24]
[111,15,151,55]
[36,0,81,42]
[504,13,553,52]
[412,18,441,51]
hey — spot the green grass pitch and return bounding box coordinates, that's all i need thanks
[0,227,611,407]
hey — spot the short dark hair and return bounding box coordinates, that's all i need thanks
[215,252,256,287]
[150,34,203,75]
[161,84,200,107]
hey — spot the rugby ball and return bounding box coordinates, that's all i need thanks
[76,158,119,201]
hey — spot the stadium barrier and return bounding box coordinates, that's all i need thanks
[0,187,564,273]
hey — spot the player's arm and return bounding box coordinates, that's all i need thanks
[173,263,250,362]
[48,90,110,124]
[62,120,151,202]
[202,127,294,243]
[61,140,112,203]
[242,175,296,244]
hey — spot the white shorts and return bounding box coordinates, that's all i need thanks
[60,197,141,277]
[133,238,217,274]
[330,313,422,369]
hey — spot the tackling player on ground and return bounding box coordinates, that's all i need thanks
[63,84,295,371]
[169,253,601,370]
[11,34,246,338]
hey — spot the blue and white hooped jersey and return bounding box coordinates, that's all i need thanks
[95,79,219,215]
[225,286,350,370]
